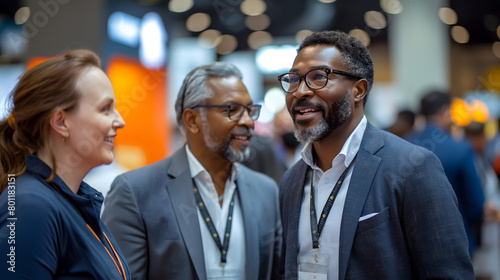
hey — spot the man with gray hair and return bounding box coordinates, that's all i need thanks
[103,62,282,280]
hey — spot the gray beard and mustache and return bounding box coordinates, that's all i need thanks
[292,90,352,143]
[202,120,252,163]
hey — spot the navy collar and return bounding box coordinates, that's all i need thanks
[25,154,104,230]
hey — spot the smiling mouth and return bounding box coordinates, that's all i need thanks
[297,108,320,115]
[233,134,251,141]
[104,136,115,143]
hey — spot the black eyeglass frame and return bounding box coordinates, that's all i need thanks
[277,68,363,93]
[190,104,262,122]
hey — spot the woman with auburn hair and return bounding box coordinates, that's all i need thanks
[0,49,130,279]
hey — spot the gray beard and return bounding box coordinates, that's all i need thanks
[202,118,251,163]
[294,90,352,143]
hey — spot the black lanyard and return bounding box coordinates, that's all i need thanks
[310,154,358,249]
[192,179,236,266]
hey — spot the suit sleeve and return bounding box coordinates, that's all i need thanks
[403,148,474,279]
[271,184,283,280]
[102,175,149,280]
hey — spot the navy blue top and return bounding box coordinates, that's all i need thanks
[406,122,485,255]
[0,155,131,279]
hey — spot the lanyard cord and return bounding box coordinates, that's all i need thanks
[50,183,127,280]
[87,225,127,280]
[310,153,358,249]
[192,179,236,266]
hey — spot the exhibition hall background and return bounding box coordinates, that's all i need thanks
[0,0,499,193]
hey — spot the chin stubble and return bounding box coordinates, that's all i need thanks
[293,90,352,143]
[202,119,252,163]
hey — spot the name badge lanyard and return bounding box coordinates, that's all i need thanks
[192,179,236,270]
[310,154,358,254]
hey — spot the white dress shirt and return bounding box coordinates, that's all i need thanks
[298,116,367,280]
[186,146,246,279]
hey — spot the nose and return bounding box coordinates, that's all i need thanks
[292,79,314,99]
[113,109,126,129]
[237,108,254,128]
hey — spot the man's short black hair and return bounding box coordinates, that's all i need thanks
[298,30,374,98]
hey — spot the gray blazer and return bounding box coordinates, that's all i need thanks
[279,123,474,279]
[102,146,282,280]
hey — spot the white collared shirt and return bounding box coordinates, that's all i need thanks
[186,145,246,279]
[298,116,367,280]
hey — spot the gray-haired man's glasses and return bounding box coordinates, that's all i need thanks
[190,104,262,122]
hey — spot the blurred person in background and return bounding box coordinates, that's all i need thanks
[241,133,287,185]
[407,90,485,257]
[102,62,282,280]
[0,49,129,279]
[278,30,473,280]
[385,109,415,138]
[465,121,500,280]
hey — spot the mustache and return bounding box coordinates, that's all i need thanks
[231,127,254,136]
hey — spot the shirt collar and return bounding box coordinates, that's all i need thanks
[301,115,367,170]
[185,145,239,183]
[24,154,104,227]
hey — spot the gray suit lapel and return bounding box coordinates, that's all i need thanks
[338,123,383,280]
[284,161,309,279]
[236,169,259,280]
[166,147,207,280]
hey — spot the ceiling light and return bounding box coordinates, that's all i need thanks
[198,29,221,48]
[245,14,270,31]
[451,25,469,44]
[169,0,193,13]
[349,29,371,46]
[380,0,402,14]
[186,13,211,32]
[240,0,267,16]
[493,42,500,58]
[14,7,30,25]
[295,30,313,44]
[216,35,238,55]
[439,7,457,25]
[364,11,387,29]
[248,31,273,50]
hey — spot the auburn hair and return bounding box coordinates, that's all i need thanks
[0,49,100,192]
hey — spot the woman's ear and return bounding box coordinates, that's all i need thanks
[352,79,368,104]
[49,109,69,138]
[182,109,201,134]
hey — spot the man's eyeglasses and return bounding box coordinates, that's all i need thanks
[190,104,262,122]
[277,68,362,93]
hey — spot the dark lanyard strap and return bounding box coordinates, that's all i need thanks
[192,180,236,265]
[310,153,358,249]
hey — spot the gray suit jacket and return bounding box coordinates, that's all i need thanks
[279,123,474,279]
[102,146,282,280]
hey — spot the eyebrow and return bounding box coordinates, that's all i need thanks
[97,97,114,106]
[221,101,254,106]
[289,65,332,73]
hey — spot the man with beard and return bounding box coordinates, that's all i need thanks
[277,30,473,280]
[102,62,282,280]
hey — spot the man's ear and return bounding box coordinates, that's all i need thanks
[352,79,368,104]
[49,109,69,138]
[183,109,202,134]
